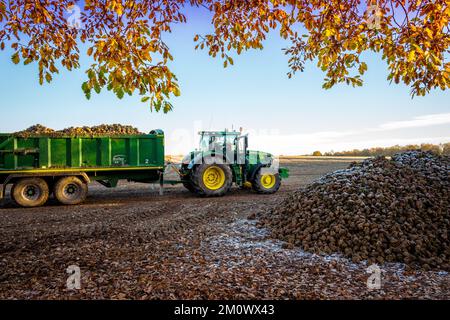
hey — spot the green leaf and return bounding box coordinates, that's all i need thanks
[358,62,368,75]
[94,83,101,94]
[141,96,150,102]
[82,82,91,99]
[163,101,173,113]
[153,100,162,112]
[116,88,124,99]
[81,82,89,93]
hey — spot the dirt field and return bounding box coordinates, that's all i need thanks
[0,159,448,299]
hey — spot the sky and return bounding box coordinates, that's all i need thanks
[0,6,449,155]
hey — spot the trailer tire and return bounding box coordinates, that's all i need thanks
[54,176,88,205]
[12,178,50,207]
[191,164,232,197]
[252,168,281,194]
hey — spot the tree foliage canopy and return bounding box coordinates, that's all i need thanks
[1,0,449,112]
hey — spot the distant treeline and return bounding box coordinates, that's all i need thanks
[311,143,450,157]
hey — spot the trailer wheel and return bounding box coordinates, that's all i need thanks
[191,164,232,196]
[12,178,50,207]
[252,168,281,194]
[54,176,88,205]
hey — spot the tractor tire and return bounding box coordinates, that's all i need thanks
[54,176,88,205]
[12,178,50,207]
[252,168,281,194]
[190,164,232,196]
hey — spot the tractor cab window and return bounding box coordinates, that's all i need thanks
[199,134,237,152]
[199,135,224,151]
[212,136,225,149]
[236,137,246,164]
[225,135,236,152]
[199,135,210,151]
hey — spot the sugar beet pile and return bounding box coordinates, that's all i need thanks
[255,151,450,271]
[14,124,143,137]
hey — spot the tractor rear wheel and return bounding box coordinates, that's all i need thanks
[12,178,49,207]
[191,164,232,196]
[252,168,281,194]
[54,176,88,205]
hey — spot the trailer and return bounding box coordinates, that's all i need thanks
[0,130,164,207]
[0,129,288,207]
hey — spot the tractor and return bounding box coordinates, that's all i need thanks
[179,130,289,196]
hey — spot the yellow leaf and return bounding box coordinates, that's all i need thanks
[11,52,19,64]
[45,73,52,83]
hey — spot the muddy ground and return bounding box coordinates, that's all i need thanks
[0,159,448,299]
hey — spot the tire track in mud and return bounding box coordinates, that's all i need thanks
[0,190,280,295]
[0,188,280,256]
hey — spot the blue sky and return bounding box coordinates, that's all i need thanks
[0,7,449,155]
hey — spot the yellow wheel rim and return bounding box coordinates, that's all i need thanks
[260,174,276,189]
[203,166,226,190]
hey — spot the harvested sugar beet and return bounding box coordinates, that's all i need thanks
[14,124,144,137]
[254,151,450,271]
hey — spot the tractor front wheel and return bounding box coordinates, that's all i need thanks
[191,164,232,196]
[252,168,281,194]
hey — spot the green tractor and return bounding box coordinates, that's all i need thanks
[179,130,289,196]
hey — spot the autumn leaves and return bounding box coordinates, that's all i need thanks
[0,1,449,110]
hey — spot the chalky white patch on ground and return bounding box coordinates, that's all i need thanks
[204,218,449,296]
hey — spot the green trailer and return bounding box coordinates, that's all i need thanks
[0,128,288,207]
[0,130,165,207]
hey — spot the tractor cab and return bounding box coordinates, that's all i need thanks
[180,130,288,196]
[197,130,247,165]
